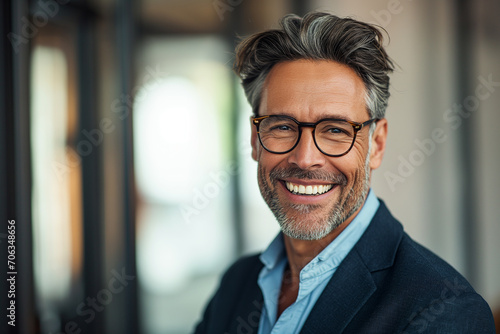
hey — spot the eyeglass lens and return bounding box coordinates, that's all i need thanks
[258,116,356,156]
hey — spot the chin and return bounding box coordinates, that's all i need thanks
[278,209,342,241]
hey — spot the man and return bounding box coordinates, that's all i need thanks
[194,12,496,334]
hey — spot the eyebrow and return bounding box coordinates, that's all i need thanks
[267,111,354,123]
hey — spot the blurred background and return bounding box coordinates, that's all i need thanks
[1,0,500,333]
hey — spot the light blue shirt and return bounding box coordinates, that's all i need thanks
[257,190,380,334]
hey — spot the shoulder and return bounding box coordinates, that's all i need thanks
[391,234,495,332]
[193,254,263,334]
[358,201,495,332]
[223,253,262,276]
[211,253,263,308]
[202,253,263,307]
[397,233,464,277]
[219,253,263,286]
[395,233,474,295]
[365,201,480,293]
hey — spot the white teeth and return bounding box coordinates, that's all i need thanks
[285,181,333,195]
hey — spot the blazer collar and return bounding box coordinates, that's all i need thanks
[300,200,404,333]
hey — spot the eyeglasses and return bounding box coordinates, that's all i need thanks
[252,115,377,157]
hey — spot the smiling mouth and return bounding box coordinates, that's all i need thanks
[284,181,334,196]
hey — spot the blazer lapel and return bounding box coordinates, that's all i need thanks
[300,201,403,333]
[300,249,376,333]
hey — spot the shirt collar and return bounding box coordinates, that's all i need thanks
[259,232,285,270]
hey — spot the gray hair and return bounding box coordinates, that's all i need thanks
[234,12,395,119]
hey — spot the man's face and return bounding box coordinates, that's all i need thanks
[251,60,386,240]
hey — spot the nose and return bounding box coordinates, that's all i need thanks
[287,128,326,169]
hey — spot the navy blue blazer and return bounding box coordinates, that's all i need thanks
[194,201,496,333]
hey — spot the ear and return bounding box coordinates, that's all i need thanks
[250,117,259,161]
[369,118,388,170]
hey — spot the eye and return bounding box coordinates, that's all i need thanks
[269,123,294,132]
[326,127,348,135]
[273,125,292,131]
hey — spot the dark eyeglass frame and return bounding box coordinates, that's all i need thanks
[252,115,378,157]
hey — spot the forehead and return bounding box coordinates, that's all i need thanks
[260,60,368,122]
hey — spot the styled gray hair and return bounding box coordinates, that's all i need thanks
[234,12,395,119]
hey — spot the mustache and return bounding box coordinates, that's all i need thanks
[269,166,348,185]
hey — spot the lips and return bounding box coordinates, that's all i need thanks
[285,181,333,195]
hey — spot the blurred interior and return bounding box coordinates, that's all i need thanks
[1,0,500,333]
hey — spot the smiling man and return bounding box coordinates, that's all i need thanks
[194,12,495,334]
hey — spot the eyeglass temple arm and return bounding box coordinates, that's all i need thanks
[353,118,379,130]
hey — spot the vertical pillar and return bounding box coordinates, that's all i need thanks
[1,0,37,333]
[116,0,140,332]
[77,4,104,333]
[454,0,478,286]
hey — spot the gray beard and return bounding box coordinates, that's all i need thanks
[258,155,371,240]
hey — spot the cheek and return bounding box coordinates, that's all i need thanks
[350,140,370,164]
[351,140,369,159]
[257,150,288,170]
[331,151,367,182]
